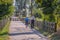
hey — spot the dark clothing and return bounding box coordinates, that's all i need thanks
[31,20,34,28]
[25,21,28,26]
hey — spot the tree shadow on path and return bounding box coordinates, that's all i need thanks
[9,31,35,36]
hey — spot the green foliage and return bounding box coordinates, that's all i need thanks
[0,0,14,19]
[0,0,13,4]
[49,15,55,22]
[35,0,54,7]
[35,0,58,15]
[0,20,10,40]
[35,0,42,7]
[44,13,56,22]
[35,0,60,22]
[53,5,60,22]
[33,8,44,19]
[43,7,55,14]
[51,34,60,40]
[54,5,60,15]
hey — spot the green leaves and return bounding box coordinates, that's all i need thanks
[35,0,60,22]
[35,0,54,7]
[43,7,55,15]
[0,0,14,19]
[0,0,13,4]
[0,4,8,17]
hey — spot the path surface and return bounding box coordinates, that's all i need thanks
[9,17,49,40]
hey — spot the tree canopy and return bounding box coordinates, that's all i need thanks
[0,0,14,19]
[35,0,60,22]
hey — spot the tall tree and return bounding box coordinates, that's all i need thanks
[35,0,60,22]
[0,0,14,19]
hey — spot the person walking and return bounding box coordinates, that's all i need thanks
[30,15,35,29]
[25,17,29,28]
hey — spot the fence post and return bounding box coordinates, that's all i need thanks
[55,23,57,32]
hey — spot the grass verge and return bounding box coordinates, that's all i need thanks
[0,20,10,40]
[34,27,60,40]
[51,34,60,40]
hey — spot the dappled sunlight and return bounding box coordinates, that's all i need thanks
[0,0,60,40]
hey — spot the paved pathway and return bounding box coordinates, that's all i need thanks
[9,17,49,40]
